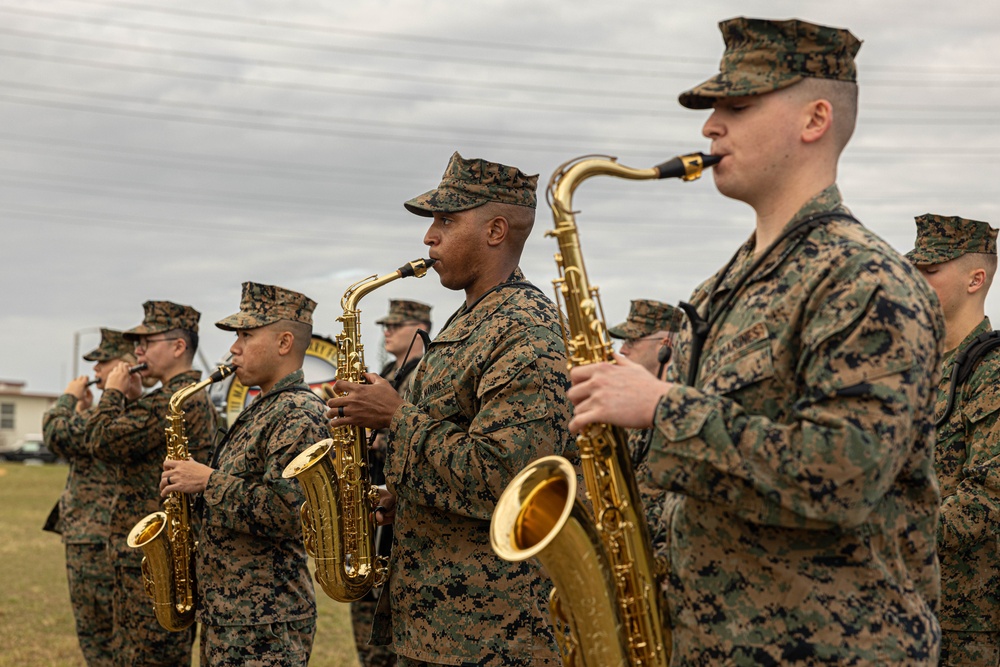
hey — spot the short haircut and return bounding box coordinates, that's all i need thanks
[956,252,998,290]
[477,201,536,252]
[170,328,198,361]
[792,77,859,152]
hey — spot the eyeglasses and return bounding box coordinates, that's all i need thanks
[133,336,180,351]
[382,322,422,333]
[620,335,667,351]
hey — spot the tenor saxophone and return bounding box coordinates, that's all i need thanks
[282,258,435,602]
[490,153,719,667]
[126,363,235,632]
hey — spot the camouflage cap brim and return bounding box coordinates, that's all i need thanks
[404,186,490,217]
[121,322,171,340]
[904,247,963,266]
[679,70,807,110]
[608,321,648,340]
[215,311,282,332]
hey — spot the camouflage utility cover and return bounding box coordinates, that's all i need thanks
[123,300,201,338]
[84,370,216,562]
[608,299,684,340]
[197,369,327,626]
[215,281,317,331]
[650,186,944,663]
[933,317,1000,632]
[43,398,111,543]
[679,17,861,109]
[376,299,432,326]
[404,152,538,216]
[83,328,136,363]
[906,213,998,265]
[379,269,575,666]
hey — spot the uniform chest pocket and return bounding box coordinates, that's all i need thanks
[699,320,775,396]
[962,382,1000,425]
[419,384,466,425]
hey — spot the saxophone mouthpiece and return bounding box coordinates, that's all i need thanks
[398,257,437,278]
[655,152,721,182]
[209,363,236,383]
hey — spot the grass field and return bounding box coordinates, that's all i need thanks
[0,462,360,667]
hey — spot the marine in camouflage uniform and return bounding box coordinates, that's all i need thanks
[85,301,215,667]
[43,328,133,667]
[162,282,328,667]
[607,300,684,552]
[908,214,1000,667]
[568,18,944,664]
[328,153,575,666]
[351,299,433,667]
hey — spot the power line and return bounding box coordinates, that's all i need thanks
[44,0,1000,77]
[0,5,697,79]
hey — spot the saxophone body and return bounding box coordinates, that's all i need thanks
[491,153,718,667]
[282,258,435,602]
[127,363,235,632]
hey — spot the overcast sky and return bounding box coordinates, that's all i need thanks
[2,0,998,396]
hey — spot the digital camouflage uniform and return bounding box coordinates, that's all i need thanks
[908,214,1000,667]
[642,21,945,663]
[652,184,944,664]
[608,300,685,553]
[42,329,130,667]
[200,282,327,667]
[373,154,575,666]
[85,302,215,667]
[352,300,432,667]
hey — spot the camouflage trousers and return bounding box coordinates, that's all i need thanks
[198,617,316,666]
[941,629,1000,667]
[351,597,397,667]
[65,542,114,667]
[111,564,194,667]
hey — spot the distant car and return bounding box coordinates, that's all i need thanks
[0,439,60,464]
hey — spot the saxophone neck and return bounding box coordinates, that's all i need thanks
[167,363,236,413]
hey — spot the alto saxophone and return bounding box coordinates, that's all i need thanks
[490,153,719,667]
[127,363,235,632]
[282,258,435,602]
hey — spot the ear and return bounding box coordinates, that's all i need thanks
[276,330,295,356]
[969,267,988,294]
[801,98,833,144]
[485,215,509,247]
[171,338,188,360]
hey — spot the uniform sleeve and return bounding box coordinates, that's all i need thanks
[201,406,327,539]
[647,262,935,530]
[385,327,572,521]
[939,364,1000,549]
[43,394,88,459]
[84,389,168,463]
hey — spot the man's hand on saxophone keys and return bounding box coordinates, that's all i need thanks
[567,352,673,434]
[161,458,214,496]
[325,372,404,430]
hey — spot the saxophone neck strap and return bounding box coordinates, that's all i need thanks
[936,329,1000,427]
[681,211,857,387]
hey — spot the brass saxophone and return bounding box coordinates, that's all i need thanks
[126,363,235,632]
[490,153,719,667]
[282,258,436,602]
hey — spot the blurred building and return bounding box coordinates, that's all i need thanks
[0,380,57,450]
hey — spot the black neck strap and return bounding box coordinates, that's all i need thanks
[679,212,857,387]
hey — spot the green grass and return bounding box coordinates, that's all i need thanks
[0,462,360,667]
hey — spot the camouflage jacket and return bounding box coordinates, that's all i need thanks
[85,370,216,563]
[43,395,112,543]
[381,269,574,666]
[196,369,327,625]
[628,428,679,557]
[649,186,944,664]
[935,316,1000,631]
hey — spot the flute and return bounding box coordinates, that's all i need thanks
[86,362,148,387]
